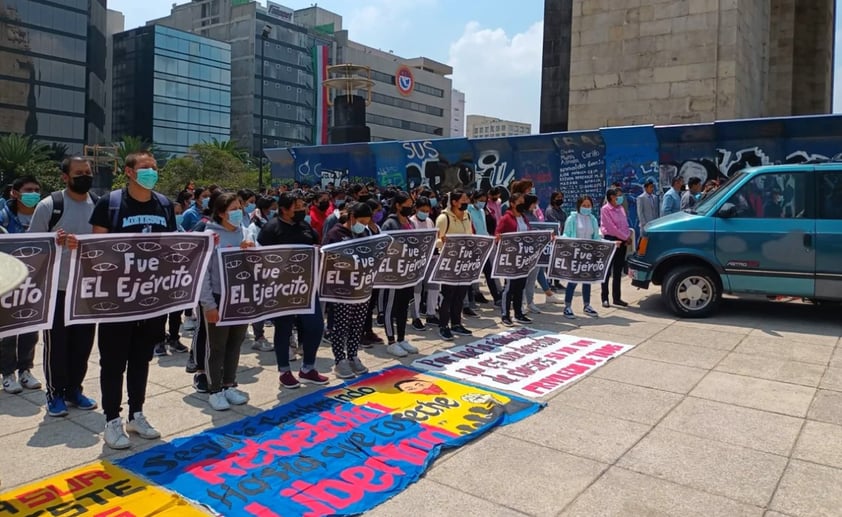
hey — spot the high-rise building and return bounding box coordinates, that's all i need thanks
[0,0,107,152]
[451,89,466,138]
[105,9,125,143]
[467,115,531,139]
[541,0,835,131]
[112,25,231,156]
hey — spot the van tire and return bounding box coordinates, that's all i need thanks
[662,265,721,318]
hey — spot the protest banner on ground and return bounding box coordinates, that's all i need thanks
[0,233,61,340]
[65,233,214,325]
[216,245,318,325]
[319,233,392,304]
[0,461,205,516]
[373,228,437,289]
[491,230,553,279]
[412,328,634,398]
[531,222,560,267]
[547,238,618,284]
[116,366,541,517]
[430,234,495,285]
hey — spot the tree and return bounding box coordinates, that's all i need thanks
[196,138,250,164]
[156,143,259,196]
[48,142,70,163]
[114,136,156,169]
[0,134,50,185]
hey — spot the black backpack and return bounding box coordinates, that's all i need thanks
[48,191,99,231]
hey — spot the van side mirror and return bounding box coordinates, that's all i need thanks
[717,203,738,218]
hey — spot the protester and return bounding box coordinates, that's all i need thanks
[466,189,499,306]
[486,186,503,222]
[308,189,332,238]
[237,189,256,226]
[409,196,440,330]
[544,191,567,224]
[363,198,386,346]
[434,189,474,341]
[496,192,535,327]
[180,187,207,231]
[562,195,600,319]
[637,179,660,232]
[661,176,684,216]
[599,187,631,308]
[680,176,703,210]
[246,196,278,353]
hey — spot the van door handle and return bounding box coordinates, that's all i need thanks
[804,234,813,248]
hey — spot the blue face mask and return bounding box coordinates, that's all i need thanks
[135,168,158,190]
[201,197,210,209]
[304,215,312,225]
[476,201,486,209]
[20,192,41,208]
[268,209,277,219]
[352,222,366,234]
[580,207,593,216]
[175,214,185,227]
[273,196,280,202]
[227,209,243,227]
[245,203,256,214]
[694,193,702,200]
[430,198,439,208]
[615,195,624,205]
[416,211,429,221]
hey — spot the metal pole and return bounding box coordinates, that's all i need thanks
[258,36,265,191]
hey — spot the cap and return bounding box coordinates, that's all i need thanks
[0,252,28,297]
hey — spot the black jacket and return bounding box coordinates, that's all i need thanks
[257,217,319,246]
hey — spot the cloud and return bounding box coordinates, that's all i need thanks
[448,21,543,133]
[343,0,438,51]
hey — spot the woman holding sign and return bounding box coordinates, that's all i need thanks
[496,192,536,327]
[561,195,601,319]
[434,189,475,342]
[199,193,254,411]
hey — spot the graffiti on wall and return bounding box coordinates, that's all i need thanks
[475,149,516,200]
[556,133,606,213]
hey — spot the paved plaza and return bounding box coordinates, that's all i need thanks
[1,279,841,516]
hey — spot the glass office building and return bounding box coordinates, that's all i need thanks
[112,25,231,156]
[0,0,107,152]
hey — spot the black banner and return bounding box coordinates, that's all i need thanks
[217,245,318,325]
[531,222,561,267]
[373,228,438,289]
[319,234,392,304]
[491,230,554,279]
[430,234,495,285]
[0,233,61,339]
[66,233,214,325]
[547,238,618,284]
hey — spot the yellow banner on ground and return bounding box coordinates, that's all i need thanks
[0,460,208,517]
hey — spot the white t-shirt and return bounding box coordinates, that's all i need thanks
[516,216,528,231]
[576,213,593,239]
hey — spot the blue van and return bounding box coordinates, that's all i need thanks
[628,164,842,317]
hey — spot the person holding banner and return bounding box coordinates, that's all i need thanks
[561,195,601,319]
[435,189,475,341]
[409,196,440,330]
[199,193,253,411]
[89,151,175,449]
[379,192,421,358]
[600,188,631,308]
[246,195,279,353]
[495,192,535,327]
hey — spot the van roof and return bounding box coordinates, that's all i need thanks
[742,163,842,174]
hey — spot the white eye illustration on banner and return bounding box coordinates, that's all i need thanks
[112,243,132,253]
[25,264,36,274]
[11,308,38,320]
[285,264,304,274]
[594,252,605,259]
[246,255,261,264]
[334,288,352,295]
[375,251,387,261]
[170,242,198,251]
[138,297,159,307]
[343,248,355,256]
[422,236,434,244]
[80,249,104,260]
[406,237,419,245]
[92,301,120,311]
[170,290,189,300]
[288,253,309,263]
[560,251,572,257]
[333,261,352,270]
[91,263,119,272]
[290,296,305,304]
[357,246,371,254]
[324,253,340,261]
[522,237,534,244]
[264,299,279,308]
[237,306,257,315]
[505,246,517,253]
[375,241,389,250]
[226,260,242,269]
[384,274,400,281]
[235,271,251,280]
[137,242,162,252]
[163,253,190,264]
[465,240,476,248]
[447,250,458,257]
[581,243,594,250]
[265,254,284,263]
[10,246,42,258]
[387,247,400,256]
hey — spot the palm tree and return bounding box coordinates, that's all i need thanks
[114,136,156,168]
[47,142,70,162]
[198,138,249,163]
[0,134,50,184]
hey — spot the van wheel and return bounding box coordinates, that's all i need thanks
[662,265,721,318]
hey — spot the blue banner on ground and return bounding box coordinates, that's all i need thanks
[116,366,542,517]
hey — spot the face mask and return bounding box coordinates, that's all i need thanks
[580,207,593,216]
[69,175,93,194]
[352,222,366,234]
[416,211,429,221]
[135,168,158,190]
[694,193,702,200]
[430,198,438,208]
[20,192,40,208]
[400,206,414,217]
[175,214,185,227]
[358,194,371,202]
[373,211,385,224]
[268,210,277,219]
[553,199,563,207]
[305,215,312,225]
[245,203,256,214]
[227,209,243,227]
[335,199,346,209]
[273,196,280,202]
[615,195,624,205]
[318,200,330,212]
[292,209,307,223]
[201,197,210,209]
[476,201,486,209]
[530,188,536,195]
[458,203,468,212]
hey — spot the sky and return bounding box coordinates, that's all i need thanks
[110,0,545,131]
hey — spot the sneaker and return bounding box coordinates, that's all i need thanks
[563,307,577,319]
[451,324,473,336]
[18,370,41,390]
[279,371,301,389]
[298,369,330,385]
[334,359,355,379]
[515,314,533,324]
[439,327,454,341]
[223,387,249,405]
[182,317,198,332]
[104,417,131,449]
[66,389,97,410]
[501,316,514,327]
[47,396,69,417]
[208,391,230,411]
[602,300,610,308]
[462,307,478,317]
[362,331,384,345]
[386,342,408,358]
[426,315,441,327]
[475,293,490,304]
[350,357,369,375]
[411,318,427,331]
[153,342,168,357]
[185,352,198,373]
[376,313,385,327]
[193,373,209,393]
[583,305,599,318]
[2,373,22,394]
[527,303,542,314]
[493,299,502,307]
[127,412,161,439]
[251,337,274,352]
[613,299,629,307]
[545,293,564,304]
[398,340,419,354]
[168,339,189,353]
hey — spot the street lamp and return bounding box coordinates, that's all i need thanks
[258,24,272,191]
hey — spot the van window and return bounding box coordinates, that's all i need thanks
[726,172,808,219]
[819,172,842,219]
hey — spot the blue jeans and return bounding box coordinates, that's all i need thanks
[272,300,323,371]
[564,283,591,306]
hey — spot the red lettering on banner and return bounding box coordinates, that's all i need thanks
[576,356,602,367]
[570,339,596,348]
[244,502,283,517]
[589,344,625,358]
[340,466,394,491]
[17,470,111,508]
[93,508,136,517]
[456,365,484,376]
[522,363,593,395]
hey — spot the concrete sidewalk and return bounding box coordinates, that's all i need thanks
[1,280,841,516]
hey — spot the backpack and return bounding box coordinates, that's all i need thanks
[105,189,173,231]
[48,191,99,231]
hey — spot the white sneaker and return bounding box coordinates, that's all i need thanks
[224,387,249,405]
[398,340,419,354]
[251,337,274,352]
[2,373,22,394]
[104,417,131,450]
[386,342,408,357]
[18,370,41,390]
[182,317,197,332]
[545,293,564,304]
[126,412,161,439]
[208,391,230,411]
[527,303,542,314]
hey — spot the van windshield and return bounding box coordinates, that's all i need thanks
[693,170,748,215]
